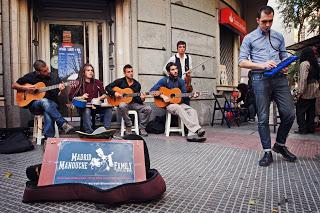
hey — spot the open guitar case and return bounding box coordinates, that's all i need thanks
[22,135,166,205]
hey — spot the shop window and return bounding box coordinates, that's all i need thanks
[220,25,234,86]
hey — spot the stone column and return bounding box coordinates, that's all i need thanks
[1,0,31,127]
[115,0,131,79]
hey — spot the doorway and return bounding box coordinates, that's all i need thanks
[40,20,111,117]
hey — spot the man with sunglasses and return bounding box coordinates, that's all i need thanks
[239,6,297,166]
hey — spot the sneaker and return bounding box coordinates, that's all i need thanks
[248,118,255,124]
[62,122,74,134]
[294,130,307,134]
[259,151,273,167]
[140,128,148,137]
[272,143,297,162]
[196,128,206,137]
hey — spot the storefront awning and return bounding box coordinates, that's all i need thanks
[219,7,247,35]
[286,35,320,51]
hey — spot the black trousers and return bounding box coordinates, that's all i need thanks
[296,98,316,132]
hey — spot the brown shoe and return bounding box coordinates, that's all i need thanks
[41,138,47,153]
[140,128,148,137]
[62,122,74,134]
[125,126,133,135]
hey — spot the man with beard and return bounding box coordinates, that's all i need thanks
[151,62,205,142]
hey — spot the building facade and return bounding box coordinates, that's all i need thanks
[0,0,265,128]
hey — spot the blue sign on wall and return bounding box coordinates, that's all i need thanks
[58,46,82,79]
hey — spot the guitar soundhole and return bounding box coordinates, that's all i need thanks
[33,89,39,94]
[170,94,175,98]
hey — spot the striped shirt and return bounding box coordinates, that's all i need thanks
[298,61,320,99]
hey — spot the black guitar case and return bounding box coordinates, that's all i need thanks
[22,135,166,205]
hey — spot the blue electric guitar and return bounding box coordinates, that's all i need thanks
[263,55,299,77]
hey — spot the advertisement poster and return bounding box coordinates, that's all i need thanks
[58,46,82,80]
[38,138,146,189]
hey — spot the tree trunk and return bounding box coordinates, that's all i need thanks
[298,25,302,42]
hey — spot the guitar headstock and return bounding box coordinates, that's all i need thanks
[200,91,209,96]
[193,91,209,98]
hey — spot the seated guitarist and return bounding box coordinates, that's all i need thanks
[69,63,112,134]
[12,60,74,141]
[105,64,152,136]
[150,62,206,141]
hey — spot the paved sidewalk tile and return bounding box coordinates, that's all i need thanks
[1,128,320,212]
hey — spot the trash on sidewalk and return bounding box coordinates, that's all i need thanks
[249,198,256,205]
[4,172,13,178]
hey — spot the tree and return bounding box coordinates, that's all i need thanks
[276,0,320,41]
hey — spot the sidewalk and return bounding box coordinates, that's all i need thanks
[1,122,319,212]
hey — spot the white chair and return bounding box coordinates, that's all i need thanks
[33,115,59,145]
[165,112,185,137]
[120,110,139,136]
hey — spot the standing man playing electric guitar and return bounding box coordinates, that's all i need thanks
[105,64,152,136]
[151,62,205,142]
[12,60,74,141]
[239,6,296,166]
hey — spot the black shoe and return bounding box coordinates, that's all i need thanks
[196,128,206,137]
[186,135,206,143]
[272,143,297,162]
[294,130,307,134]
[307,129,315,134]
[259,152,273,167]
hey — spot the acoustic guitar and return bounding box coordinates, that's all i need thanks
[106,87,160,106]
[16,81,76,107]
[154,87,208,108]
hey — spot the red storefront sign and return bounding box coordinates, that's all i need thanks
[220,7,247,35]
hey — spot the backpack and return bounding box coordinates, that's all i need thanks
[145,115,166,134]
[0,128,34,154]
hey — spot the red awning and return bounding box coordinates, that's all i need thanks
[220,7,247,35]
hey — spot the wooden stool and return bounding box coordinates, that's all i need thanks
[165,112,185,137]
[33,115,59,145]
[120,110,139,136]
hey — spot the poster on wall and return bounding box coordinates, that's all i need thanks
[58,46,83,80]
[38,138,146,190]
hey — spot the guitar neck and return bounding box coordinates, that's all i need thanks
[125,91,156,97]
[175,92,195,98]
[38,82,70,93]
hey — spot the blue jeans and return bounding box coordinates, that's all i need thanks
[29,98,67,138]
[251,73,295,150]
[78,107,112,133]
